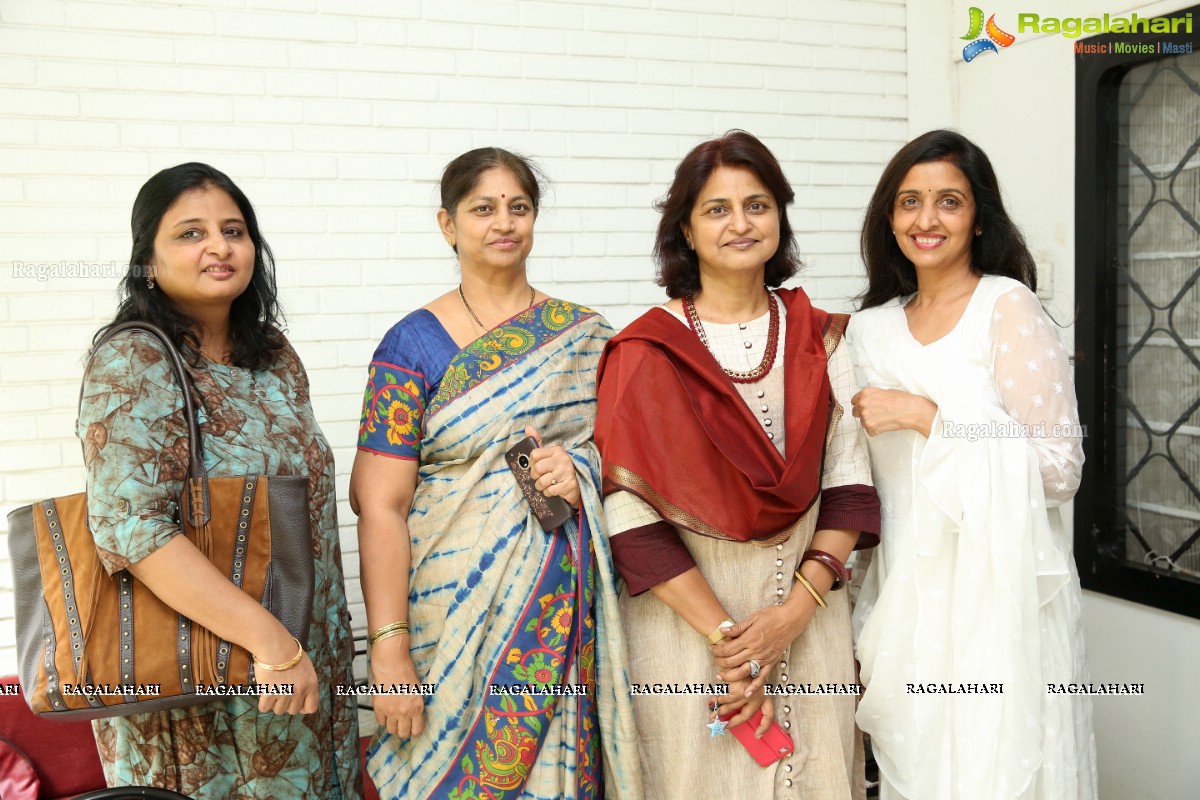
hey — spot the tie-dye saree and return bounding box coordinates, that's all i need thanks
[361,300,641,800]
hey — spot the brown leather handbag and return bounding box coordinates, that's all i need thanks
[6,322,314,720]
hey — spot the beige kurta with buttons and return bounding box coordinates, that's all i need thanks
[604,300,872,800]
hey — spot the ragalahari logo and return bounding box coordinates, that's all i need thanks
[961,7,1016,61]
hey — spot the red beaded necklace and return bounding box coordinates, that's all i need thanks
[682,291,780,384]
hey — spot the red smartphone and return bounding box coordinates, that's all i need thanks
[720,708,794,767]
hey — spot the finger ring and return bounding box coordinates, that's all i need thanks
[748,659,761,678]
[551,478,558,485]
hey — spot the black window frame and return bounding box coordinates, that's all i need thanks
[1074,3,1200,620]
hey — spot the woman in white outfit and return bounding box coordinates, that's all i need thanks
[847,130,1097,800]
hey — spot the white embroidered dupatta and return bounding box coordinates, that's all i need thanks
[849,276,1096,800]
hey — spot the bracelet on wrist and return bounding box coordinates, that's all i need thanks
[802,549,849,591]
[706,618,735,645]
[254,637,304,672]
[793,571,828,609]
[369,621,410,647]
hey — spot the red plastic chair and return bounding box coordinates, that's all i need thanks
[0,675,107,799]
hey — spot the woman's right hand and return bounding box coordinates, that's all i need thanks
[370,638,426,737]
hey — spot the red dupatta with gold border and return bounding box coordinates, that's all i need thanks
[595,287,843,544]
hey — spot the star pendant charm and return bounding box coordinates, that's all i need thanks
[707,717,728,737]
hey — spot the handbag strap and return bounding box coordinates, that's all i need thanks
[74,322,216,687]
[84,321,212,527]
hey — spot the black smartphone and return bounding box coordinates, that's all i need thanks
[504,436,573,532]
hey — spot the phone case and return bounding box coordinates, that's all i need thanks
[504,436,574,532]
[721,708,794,767]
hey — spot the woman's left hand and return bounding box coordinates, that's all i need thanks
[525,425,581,508]
[851,387,938,438]
[712,604,807,694]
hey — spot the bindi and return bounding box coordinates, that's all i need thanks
[501,193,506,198]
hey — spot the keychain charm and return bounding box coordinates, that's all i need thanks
[706,699,728,737]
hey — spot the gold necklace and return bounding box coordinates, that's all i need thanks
[200,347,230,364]
[458,284,536,330]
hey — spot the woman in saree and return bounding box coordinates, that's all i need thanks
[349,147,641,800]
[848,129,1097,798]
[594,131,881,799]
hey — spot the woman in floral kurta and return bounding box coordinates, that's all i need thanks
[79,334,361,797]
[78,162,361,798]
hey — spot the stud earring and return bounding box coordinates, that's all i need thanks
[975,228,982,236]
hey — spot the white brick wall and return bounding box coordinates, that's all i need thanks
[0,0,912,675]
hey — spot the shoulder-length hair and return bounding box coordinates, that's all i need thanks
[96,162,284,369]
[859,129,1037,309]
[654,130,801,298]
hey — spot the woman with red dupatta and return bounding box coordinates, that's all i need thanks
[595,131,881,799]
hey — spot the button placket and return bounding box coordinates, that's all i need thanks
[777,686,796,789]
[775,546,787,605]
[759,385,776,439]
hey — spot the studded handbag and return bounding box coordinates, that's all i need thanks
[6,322,314,720]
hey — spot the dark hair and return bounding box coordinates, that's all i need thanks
[96,163,284,369]
[439,147,545,252]
[858,129,1038,309]
[653,130,801,299]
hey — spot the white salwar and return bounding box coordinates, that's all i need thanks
[848,275,1097,800]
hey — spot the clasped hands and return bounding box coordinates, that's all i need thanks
[708,603,807,736]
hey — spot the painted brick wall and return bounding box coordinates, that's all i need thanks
[0,0,909,675]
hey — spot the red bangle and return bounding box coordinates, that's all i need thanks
[802,549,849,591]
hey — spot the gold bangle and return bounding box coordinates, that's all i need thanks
[371,628,409,647]
[794,571,828,609]
[254,637,304,671]
[706,618,735,645]
[369,621,409,647]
